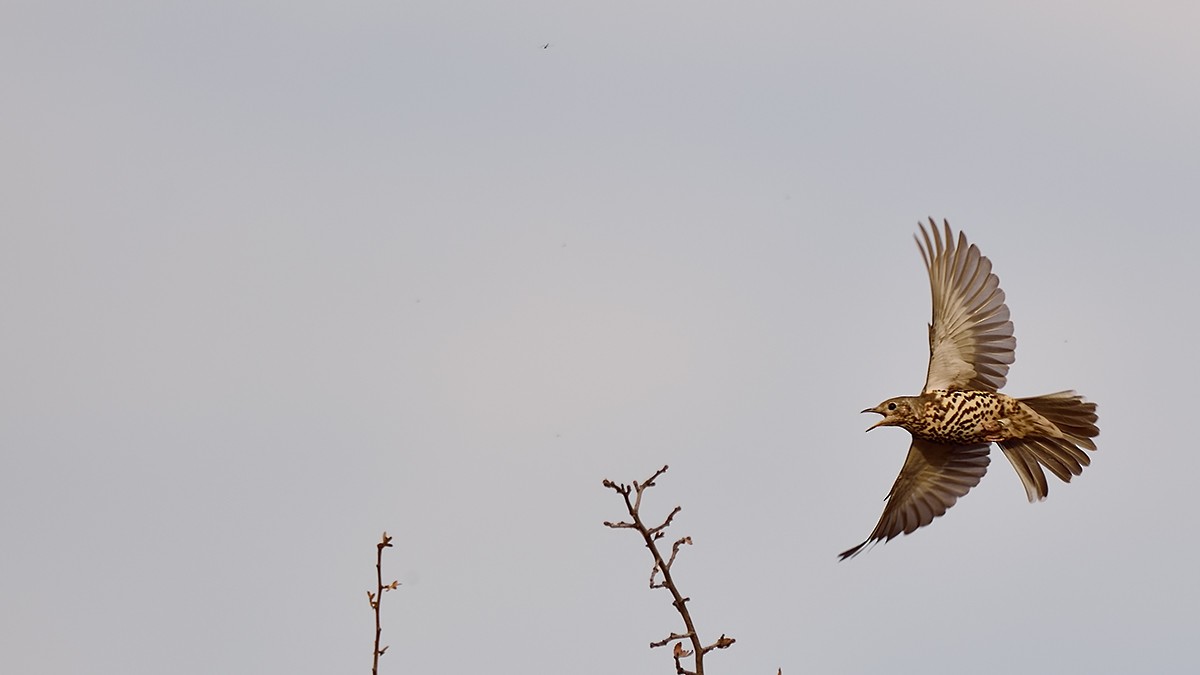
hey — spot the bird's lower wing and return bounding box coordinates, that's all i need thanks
[840,438,991,560]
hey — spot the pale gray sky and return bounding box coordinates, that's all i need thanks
[2,2,1198,674]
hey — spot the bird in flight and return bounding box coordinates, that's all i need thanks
[840,219,1099,560]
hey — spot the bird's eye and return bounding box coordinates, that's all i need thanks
[887,402,897,411]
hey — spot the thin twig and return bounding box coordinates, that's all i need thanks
[650,631,694,648]
[603,465,736,675]
[369,532,399,675]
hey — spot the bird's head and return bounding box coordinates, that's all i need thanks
[861,396,919,432]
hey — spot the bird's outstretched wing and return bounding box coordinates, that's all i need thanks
[839,439,991,560]
[917,219,1015,393]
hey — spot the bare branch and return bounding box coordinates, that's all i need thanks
[664,536,692,572]
[633,464,670,513]
[370,531,399,675]
[650,561,664,589]
[603,478,632,497]
[644,464,670,486]
[647,506,683,537]
[603,520,637,529]
[701,634,736,654]
[601,466,735,675]
[650,631,693,648]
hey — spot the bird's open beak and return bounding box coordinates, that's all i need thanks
[861,407,886,432]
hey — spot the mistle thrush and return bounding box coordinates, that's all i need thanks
[840,219,1099,560]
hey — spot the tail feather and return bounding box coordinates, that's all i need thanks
[1001,442,1049,502]
[998,391,1099,501]
[1019,390,1099,449]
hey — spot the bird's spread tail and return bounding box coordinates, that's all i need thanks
[998,391,1099,501]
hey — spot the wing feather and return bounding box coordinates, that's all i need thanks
[839,438,991,560]
[918,219,1016,392]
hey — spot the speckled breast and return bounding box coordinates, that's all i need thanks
[908,390,1008,444]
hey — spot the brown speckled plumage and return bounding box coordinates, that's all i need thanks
[840,219,1100,560]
